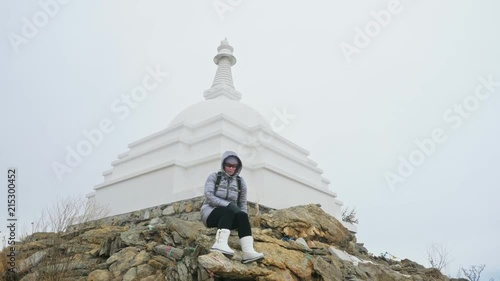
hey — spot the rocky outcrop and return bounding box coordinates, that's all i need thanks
[3,197,450,281]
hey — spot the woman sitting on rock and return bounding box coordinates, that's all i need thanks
[200,151,264,264]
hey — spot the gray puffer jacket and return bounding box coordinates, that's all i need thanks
[200,151,248,227]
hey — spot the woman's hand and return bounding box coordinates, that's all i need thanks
[226,202,242,213]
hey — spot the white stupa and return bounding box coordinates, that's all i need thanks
[87,39,356,232]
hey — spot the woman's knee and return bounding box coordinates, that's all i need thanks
[223,208,236,217]
[235,211,249,220]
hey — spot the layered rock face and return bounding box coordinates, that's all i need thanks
[3,197,449,281]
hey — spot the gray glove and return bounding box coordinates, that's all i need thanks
[226,202,242,213]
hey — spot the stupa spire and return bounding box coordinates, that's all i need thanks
[203,38,242,101]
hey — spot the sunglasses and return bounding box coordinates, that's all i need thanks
[224,163,238,168]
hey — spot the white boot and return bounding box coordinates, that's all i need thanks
[210,229,234,258]
[240,236,264,264]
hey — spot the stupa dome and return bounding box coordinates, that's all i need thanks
[169,97,270,129]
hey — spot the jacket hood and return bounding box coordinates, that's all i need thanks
[221,151,243,176]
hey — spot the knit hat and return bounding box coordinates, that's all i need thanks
[224,156,239,165]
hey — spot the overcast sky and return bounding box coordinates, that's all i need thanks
[2,0,499,278]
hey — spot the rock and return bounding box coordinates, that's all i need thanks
[329,246,354,263]
[150,207,162,218]
[154,245,184,260]
[184,202,193,213]
[401,258,425,270]
[15,198,451,281]
[89,246,100,257]
[149,217,162,226]
[143,210,150,220]
[355,242,368,255]
[260,204,352,247]
[260,269,300,281]
[193,200,202,211]
[179,212,201,222]
[295,237,310,250]
[197,265,212,281]
[182,256,197,274]
[176,262,189,280]
[109,236,123,255]
[163,234,174,245]
[253,232,314,253]
[131,250,151,267]
[152,255,175,267]
[17,241,45,252]
[19,272,38,281]
[162,206,175,216]
[123,267,137,281]
[80,226,128,245]
[164,217,204,242]
[18,250,47,272]
[147,259,165,271]
[121,228,147,247]
[198,252,273,279]
[313,257,343,281]
[87,269,113,281]
[255,241,313,279]
[146,241,157,252]
[391,264,402,271]
[108,247,140,276]
[424,268,447,280]
[23,232,59,242]
[137,264,155,278]
[172,231,183,244]
[99,236,123,257]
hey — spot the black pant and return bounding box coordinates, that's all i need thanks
[206,207,252,238]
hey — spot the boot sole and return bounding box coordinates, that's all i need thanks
[210,248,234,258]
[241,256,264,264]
